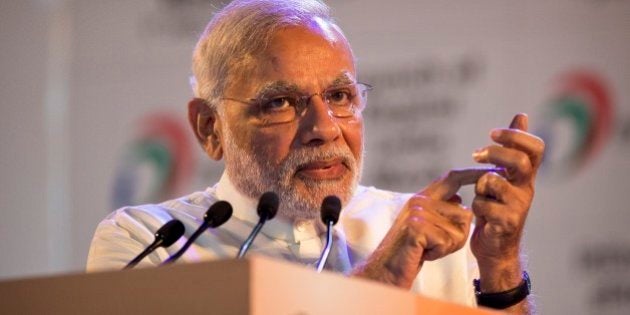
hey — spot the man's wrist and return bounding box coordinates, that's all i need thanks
[350,256,417,289]
[474,271,531,309]
[477,256,523,292]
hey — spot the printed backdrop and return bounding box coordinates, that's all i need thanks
[2,0,630,314]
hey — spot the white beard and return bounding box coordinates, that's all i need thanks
[221,124,362,221]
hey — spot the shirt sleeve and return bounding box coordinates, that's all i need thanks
[86,208,165,272]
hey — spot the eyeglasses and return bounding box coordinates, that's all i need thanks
[221,82,373,125]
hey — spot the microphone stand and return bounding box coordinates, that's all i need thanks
[316,219,334,273]
[237,215,267,259]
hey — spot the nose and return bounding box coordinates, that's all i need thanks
[298,95,341,146]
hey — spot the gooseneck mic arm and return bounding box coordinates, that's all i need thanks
[237,192,279,259]
[125,219,185,269]
[316,195,342,273]
[161,201,233,265]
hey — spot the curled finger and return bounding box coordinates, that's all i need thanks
[471,196,521,237]
[490,128,545,169]
[407,220,459,261]
[473,146,533,184]
[475,172,514,202]
[410,195,473,231]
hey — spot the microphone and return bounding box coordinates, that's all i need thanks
[237,191,279,259]
[124,219,185,269]
[316,195,342,273]
[161,201,233,265]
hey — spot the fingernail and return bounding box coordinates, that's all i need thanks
[472,148,487,162]
[490,129,501,139]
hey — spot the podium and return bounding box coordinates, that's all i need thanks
[0,256,500,314]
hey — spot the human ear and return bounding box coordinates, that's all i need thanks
[187,98,223,160]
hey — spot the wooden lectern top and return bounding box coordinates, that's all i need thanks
[0,255,501,314]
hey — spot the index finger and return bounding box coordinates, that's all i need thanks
[420,167,498,200]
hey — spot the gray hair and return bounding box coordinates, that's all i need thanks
[191,0,346,109]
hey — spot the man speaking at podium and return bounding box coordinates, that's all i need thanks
[88,0,543,313]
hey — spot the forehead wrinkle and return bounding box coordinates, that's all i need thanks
[270,56,280,71]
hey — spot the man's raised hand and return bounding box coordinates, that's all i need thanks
[353,168,493,289]
[470,113,544,296]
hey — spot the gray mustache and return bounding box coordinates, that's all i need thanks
[286,148,356,171]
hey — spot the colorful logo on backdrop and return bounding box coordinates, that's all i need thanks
[538,70,614,177]
[112,112,196,209]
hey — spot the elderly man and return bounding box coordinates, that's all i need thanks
[88,0,543,313]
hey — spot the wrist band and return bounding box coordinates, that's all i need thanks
[473,271,531,309]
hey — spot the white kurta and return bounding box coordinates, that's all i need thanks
[87,172,479,306]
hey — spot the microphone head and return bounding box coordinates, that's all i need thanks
[257,191,279,220]
[155,219,185,247]
[204,200,233,228]
[320,195,342,225]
